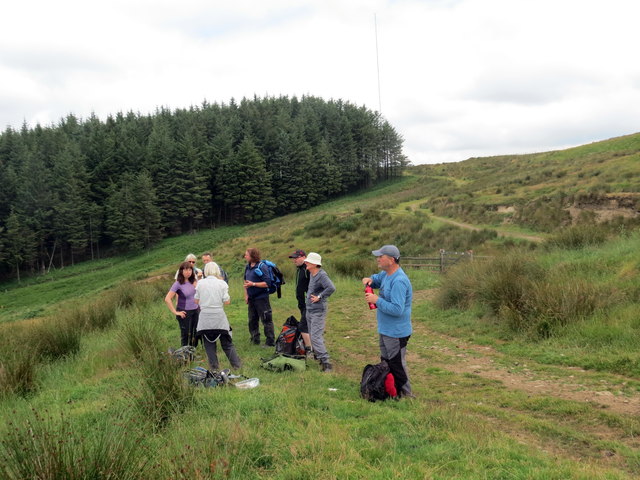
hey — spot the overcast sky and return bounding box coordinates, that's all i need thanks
[2,0,639,164]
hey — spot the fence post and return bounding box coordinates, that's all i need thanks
[439,249,445,273]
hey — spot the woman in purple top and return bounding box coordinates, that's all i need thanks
[164,261,199,347]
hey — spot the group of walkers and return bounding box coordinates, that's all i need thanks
[164,244,415,398]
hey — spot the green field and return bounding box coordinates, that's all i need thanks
[2,142,640,478]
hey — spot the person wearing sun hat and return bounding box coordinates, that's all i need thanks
[362,244,414,397]
[304,252,336,372]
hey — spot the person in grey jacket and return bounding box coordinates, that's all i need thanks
[304,252,336,372]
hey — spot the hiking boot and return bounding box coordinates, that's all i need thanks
[321,362,333,372]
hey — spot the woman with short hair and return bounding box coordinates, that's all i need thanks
[195,262,242,370]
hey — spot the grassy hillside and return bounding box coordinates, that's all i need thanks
[412,132,640,234]
[1,137,640,478]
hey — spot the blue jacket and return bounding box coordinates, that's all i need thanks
[370,267,412,338]
[244,262,272,299]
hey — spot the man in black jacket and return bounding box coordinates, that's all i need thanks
[289,249,312,354]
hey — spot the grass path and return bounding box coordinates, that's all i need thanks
[327,286,640,476]
[431,215,546,243]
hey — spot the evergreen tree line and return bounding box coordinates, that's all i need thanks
[0,95,407,280]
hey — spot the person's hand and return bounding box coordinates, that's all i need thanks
[176,310,186,319]
[362,277,372,286]
[365,292,378,304]
[243,280,255,288]
[310,294,320,303]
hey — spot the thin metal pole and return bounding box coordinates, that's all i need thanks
[374,13,382,114]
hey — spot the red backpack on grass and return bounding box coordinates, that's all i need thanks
[275,316,305,356]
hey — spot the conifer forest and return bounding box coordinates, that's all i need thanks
[0,95,407,279]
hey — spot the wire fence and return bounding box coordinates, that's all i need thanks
[403,249,490,273]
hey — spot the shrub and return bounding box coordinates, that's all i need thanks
[0,349,38,398]
[0,409,150,480]
[525,279,612,338]
[304,214,337,237]
[477,253,545,317]
[434,260,485,309]
[546,224,608,249]
[333,258,373,278]
[132,348,195,429]
[110,282,162,310]
[119,311,165,360]
[32,318,83,361]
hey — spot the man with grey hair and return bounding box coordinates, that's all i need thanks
[362,245,414,398]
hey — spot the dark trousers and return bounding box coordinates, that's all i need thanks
[177,309,199,347]
[248,296,275,346]
[297,300,308,333]
[201,330,242,370]
[379,334,412,396]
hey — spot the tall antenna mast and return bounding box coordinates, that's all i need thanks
[374,13,382,114]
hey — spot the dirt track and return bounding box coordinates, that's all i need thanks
[408,289,639,416]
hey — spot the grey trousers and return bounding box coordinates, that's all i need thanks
[379,334,412,396]
[307,305,330,363]
[201,331,242,370]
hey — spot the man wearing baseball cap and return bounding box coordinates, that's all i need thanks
[362,245,414,397]
[288,249,312,355]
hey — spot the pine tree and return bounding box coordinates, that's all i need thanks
[4,209,36,282]
[132,171,163,248]
[147,116,179,234]
[105,171,162,251]
[51,142,92,266]
[222,136,274,223]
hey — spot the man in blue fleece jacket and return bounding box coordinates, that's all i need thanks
[363,245,413,397]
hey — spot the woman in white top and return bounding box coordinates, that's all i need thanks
[194,262,242,370]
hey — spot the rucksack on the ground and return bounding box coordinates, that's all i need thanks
[168,345,196,363]
[184,366,228,387]
[275,316,306,356]
[260,353,306,372]
[360,360,394,402]
[255,260,285,298]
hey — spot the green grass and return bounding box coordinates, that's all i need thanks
[2,164,640,478]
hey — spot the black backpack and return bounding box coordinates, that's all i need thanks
[360,360,391,402]
[275,316,305,356]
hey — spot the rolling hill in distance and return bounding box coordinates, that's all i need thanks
[1,132,639,479]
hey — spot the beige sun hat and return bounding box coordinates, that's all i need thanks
[304,252,322,266]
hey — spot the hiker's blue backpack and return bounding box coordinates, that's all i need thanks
[255,260,285,298]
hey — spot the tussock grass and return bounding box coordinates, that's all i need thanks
[0,409,150,480]
[129,344,195,430]
[118,308,165,360]
[0,279,162,397]
[437,248,618,338]
[0,349,38,398]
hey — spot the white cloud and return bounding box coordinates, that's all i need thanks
[1,0,640,164]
